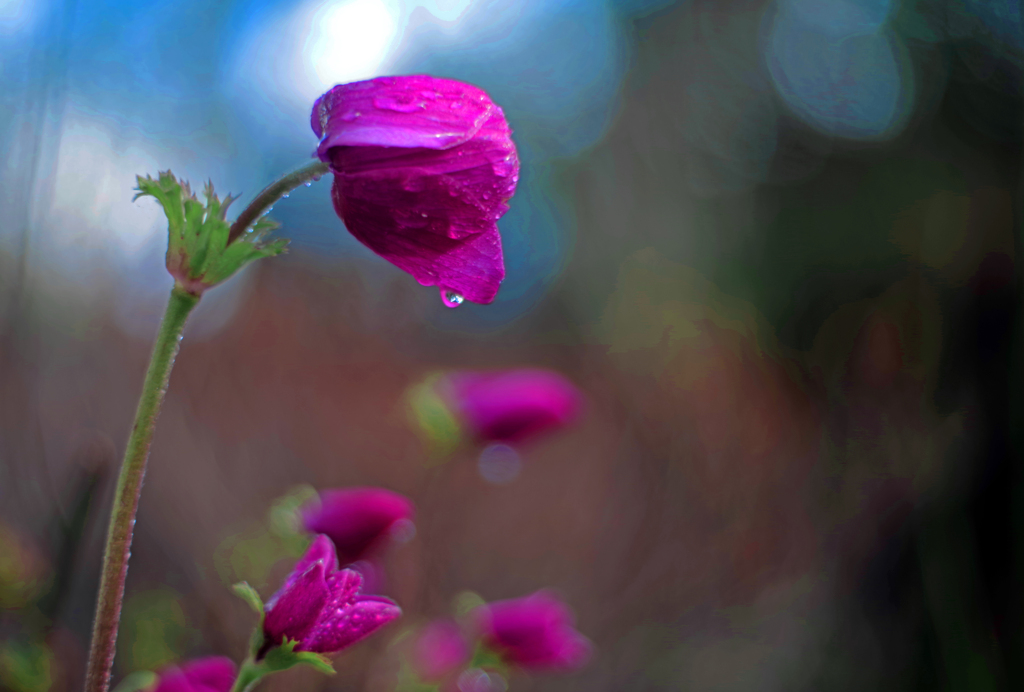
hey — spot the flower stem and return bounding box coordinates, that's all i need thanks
[229,658,266,692]
[227,159,330,244]
[84,286,200,692]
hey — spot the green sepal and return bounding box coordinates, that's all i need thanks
[134,171,288,295]
[262,639,335,676]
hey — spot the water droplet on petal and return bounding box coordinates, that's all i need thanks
[305,181,312,187]
[440,289,464,308]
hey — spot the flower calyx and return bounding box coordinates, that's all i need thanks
[135,171,287,295]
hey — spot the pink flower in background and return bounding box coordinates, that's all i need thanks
[312,75,519,305]
[262,535,401,656]
[411,620,471,681]
[300,487,415,566]
[475,591,591,672]
[442,369,582,444]
[153,657,236,692]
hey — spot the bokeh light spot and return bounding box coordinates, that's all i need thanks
[765,2,914,140]
[477,443,522,485]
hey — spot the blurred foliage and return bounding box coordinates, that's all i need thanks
[214,486,313,590]
[118,589,197,673]
[0,641,53,692]
[0,526,48,611]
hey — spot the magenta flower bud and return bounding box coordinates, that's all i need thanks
[442,369,582,444]
[300,488,415,566]
[475,591,592,672]
[312,75,519,305]
[411,620,470,681]
[262,535,401,656]
[153,657,236,692]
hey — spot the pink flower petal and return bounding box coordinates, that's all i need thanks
[314,75,518,305]
[154,657,236,692]
[263,560,330,646]
[313,76,494,150]
[300,488,414,565]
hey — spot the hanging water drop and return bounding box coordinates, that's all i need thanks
[440,289,464,308]
[304,181,312,187]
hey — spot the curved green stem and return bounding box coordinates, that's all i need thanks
[227,160,330,244]
[229,658,265,692]
[84,286,200,692]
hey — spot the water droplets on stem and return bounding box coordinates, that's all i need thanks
[440,289,464,308]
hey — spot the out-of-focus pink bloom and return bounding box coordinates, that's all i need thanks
[262,535,401,656]
[411,620,471,681]
[475,591,591,672]
[441,369,582,444]
[300,488,415,565]
[153,657,236,692]
[312,75,519,305]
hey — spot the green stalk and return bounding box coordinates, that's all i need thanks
[84,160,330,692]
[227,160,329,244]
[84,286,200,692]
[229,658,265,692]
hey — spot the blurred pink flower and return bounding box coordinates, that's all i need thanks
[411,620,470,682]
[300,487,414,566]
[262,535,400,656]
[442,369,582,444]
[153,657,236,692]
[475,591,591,672]
[312,75,519,305]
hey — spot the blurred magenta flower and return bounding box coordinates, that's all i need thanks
[300,487,415,566]
[411,620,470,682]
[153,657,236,692]
[442,369,582,444]
[312,75,519,305]
[475,591,591,672]
[262,535,401,656]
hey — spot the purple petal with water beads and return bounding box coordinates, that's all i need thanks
[153,657,236,692]
[271,534,338,598]
[262,560,330,646]
[313,75,519,305]
[301,591,402,654]
[262,534,401,657]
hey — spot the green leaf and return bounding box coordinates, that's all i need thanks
[232,582,265,616]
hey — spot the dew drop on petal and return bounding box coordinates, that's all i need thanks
[440,289,464,308]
